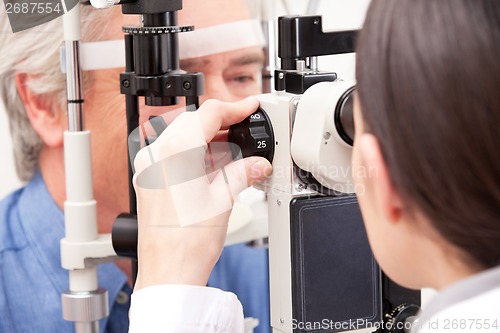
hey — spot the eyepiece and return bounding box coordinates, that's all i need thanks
[334,87,355,146]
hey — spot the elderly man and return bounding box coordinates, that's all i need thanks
[0,1,269,332]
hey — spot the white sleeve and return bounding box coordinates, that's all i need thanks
[128,285,244,333]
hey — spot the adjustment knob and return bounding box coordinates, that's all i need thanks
[228,108,275,163]
[90,0,119,9]
[385,303,420,333]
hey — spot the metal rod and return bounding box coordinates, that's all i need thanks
[310,56,318,72]
[124,31,140,286]
[75,322,99,333]
[261,19,276,93]
[65,40,84,131]
[124,34,138,214]
[62,5,106,333]
[186,96,199,109]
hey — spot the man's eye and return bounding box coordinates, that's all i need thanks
[232,76,254,83]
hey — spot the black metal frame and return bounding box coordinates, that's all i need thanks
[275,15,357,94]
[111,0,204,278]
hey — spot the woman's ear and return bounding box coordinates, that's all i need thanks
[357,133,404,225]
[15,73,65,148]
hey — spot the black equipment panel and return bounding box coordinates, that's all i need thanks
[291,195,382,332]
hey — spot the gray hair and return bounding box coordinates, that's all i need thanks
[0,5,116,181]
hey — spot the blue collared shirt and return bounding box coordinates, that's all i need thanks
[0,172,131,333]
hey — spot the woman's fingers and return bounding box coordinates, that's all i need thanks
[211,156,272,200]
[134,98,258,176]
[197,97,259,142]
[212,130,228,142]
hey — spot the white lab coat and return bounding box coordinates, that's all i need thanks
[128,266,500,333]
[128,285,244,333]
[415,266,500,333]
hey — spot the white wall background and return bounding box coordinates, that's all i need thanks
[0,102,22,198]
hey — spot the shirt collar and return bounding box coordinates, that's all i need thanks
[418,265,500,325]
[17,171,128,317]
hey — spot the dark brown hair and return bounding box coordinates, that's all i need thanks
[356,0,500,268]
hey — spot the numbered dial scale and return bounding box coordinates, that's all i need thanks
[228,108,275,163]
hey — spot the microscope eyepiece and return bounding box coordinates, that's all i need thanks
[334,86,355,146]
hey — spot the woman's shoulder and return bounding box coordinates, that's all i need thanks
[415,284,500,333]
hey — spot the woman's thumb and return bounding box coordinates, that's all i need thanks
[213,157,272,200]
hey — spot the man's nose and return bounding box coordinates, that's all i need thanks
[199,75,238,104]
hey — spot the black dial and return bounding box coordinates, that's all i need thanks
[228,108,275,163]
[385,303,420,333]
[122,25,194,35]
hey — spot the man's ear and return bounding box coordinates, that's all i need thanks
[357,133,404,224]
[15,73,65,148]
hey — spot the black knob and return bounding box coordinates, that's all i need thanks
[228,108,275,163]
[112,213,138,260]
[385,303,420,333]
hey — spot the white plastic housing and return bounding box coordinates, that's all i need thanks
[291,80,356,194]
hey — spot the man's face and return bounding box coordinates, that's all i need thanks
[82,6,264,233]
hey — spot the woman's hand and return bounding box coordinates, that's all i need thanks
[132,97,272,291]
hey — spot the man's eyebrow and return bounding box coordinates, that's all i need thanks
[180,52,265,70]
[229,53,265,67]
[180,58,210,71]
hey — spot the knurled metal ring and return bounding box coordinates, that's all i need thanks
[122,25,194,34]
